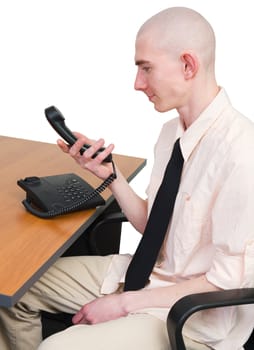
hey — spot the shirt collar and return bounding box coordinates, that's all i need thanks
[177,88,232,161]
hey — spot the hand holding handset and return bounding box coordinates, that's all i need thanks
[44,105,112,163]
[17,106,116,218]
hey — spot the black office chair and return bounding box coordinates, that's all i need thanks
[42,211,254,349]
[167,289,254,350]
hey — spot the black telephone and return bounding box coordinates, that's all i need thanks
[17,106,116,218]
[17,173,106,218]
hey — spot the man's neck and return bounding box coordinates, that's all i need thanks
[179,85,220,129]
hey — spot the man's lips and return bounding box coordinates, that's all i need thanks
[148,95,155,101]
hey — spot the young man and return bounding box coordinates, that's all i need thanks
[1,6,254,350]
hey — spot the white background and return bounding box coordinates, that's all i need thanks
[1,1,253,252]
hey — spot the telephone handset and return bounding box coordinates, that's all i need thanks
[44,106,112,163]
[17,106,116,219]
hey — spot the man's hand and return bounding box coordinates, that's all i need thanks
[57,132,115,180]
[72,294,128,325]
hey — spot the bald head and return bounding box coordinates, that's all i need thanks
[136,7,216,72]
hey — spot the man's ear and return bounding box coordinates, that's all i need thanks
[180,52,199,79]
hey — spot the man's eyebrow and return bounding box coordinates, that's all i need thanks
[135,59,150,66]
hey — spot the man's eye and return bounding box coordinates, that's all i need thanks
[142,66,151,72]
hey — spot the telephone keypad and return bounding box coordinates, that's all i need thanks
[56,178,91,204]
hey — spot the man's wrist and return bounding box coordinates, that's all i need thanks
[122,290,151,314]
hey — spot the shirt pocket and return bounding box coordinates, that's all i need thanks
[169,191,211,270]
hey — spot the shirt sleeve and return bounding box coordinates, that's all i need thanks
[206,160,254,289]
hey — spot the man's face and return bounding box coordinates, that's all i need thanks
[134,34,186,113]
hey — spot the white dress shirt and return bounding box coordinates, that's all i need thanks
[101,88,254,349]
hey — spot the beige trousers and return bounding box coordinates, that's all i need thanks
[0,255,209,350]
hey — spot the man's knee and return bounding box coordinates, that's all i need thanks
[38,314,169,350]
[38,333,61,350]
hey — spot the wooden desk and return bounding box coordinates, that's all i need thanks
[0,136,146,307]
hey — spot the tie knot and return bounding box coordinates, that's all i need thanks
[171,138,184,165]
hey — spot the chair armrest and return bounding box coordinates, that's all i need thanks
[92,212,128,227]
[88,212,128,254]
[167,288,254,350]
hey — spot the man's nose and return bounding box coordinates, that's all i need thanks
[134,71,147,91]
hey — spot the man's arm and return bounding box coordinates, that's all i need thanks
[109,168,148,233]
[57,134,148,233]
[72,275,220,325]
[123,275,221,312]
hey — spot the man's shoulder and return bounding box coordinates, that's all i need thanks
[230,109,254,144]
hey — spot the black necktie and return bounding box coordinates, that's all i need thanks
[124,138,184,291]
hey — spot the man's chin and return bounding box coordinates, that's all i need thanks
[153,104,168,113]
